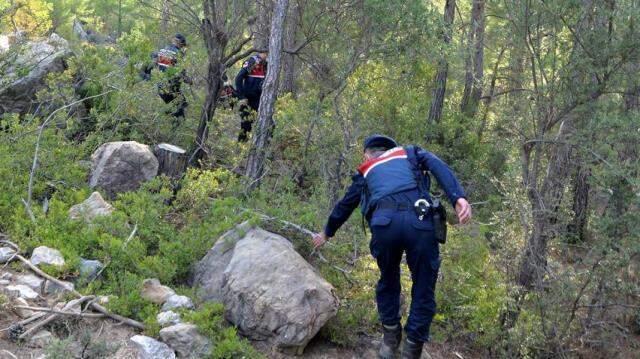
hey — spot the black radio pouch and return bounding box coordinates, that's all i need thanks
[432,200,447,244]
[405,145,448,244]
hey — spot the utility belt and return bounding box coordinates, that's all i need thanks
[375,198,448,244]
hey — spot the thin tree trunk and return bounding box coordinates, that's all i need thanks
[426,0,456,127]
[460,0,485,117]
[117,0,123,38]
[280,1,298,94]
[518,119,576,289]
[245,0,289,188]
[253,0,272,50]
[161,0,170,35]
[190,0,228,166]
[567,163,590,242]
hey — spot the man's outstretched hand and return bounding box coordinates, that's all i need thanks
[312,231,329,249]
[455,198,472,224]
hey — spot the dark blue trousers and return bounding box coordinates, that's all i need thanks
[369,207,440,344]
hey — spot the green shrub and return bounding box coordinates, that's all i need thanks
[181,302,263,359]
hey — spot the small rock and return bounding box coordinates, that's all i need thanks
[30,246,65,267]
[79,258,103,280]
[16,274,44,293]
[13,297,34,318]
[130,335,176,359]
[0,247,16,263]
[159,323,211,358]
[0,279,9,285]
[97,295,110,305]
[68,192,114,222]
[44,280,75,295]
[27,330,54,348]
[141,278,175,305]
[0,272,12,280]
[157,311,181,327]
[161,294,194,311]
[5,284,39,299]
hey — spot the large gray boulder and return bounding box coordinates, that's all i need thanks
[0,33,71,115]
[191,223,339,353]
[89,141,159,196]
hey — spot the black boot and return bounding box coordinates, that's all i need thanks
[400,337,423,359]
[378,324,402,359]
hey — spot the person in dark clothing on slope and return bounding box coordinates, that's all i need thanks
[142,34,191,121]
[235,51,268,141]
[312,134,472,359]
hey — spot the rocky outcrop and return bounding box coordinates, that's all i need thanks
[16,274,44,293]
[157,311,181,327]
[69,192,114,222]
[30,246,65,267]
[0,33,71,115]
[161,294,194,311]
[159,323,211,358]
[89,141,159,197]
[191,223,339,353]
[130,335,176,359]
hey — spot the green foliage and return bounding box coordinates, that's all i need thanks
[434,225,506,347]
[181,302,263,359]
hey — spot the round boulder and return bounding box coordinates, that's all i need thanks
[89,141,159,197]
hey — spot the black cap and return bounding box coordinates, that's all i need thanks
[363,134,398,150]
[174,33,187,46]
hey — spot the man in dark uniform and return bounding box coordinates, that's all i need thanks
[142,34,191,120]
[234,51,268,141]
[312,134,472,359]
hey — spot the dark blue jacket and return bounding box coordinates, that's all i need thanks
[235,55,267,99]
[324,146,466,237]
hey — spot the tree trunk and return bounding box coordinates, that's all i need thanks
[460,0,485,117]
[190,0,228,166]
[280,1,298,94]
[426,0,456,127]
[161,0,170,35]
[245,0,289,188]
[154,143,187,179]
[253,0,272,50]
[518,119,575,289]
[567,163,590,242]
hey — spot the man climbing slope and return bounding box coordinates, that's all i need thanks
[142,34,191,120]
[312,134,472,359]
[235,51,268,141]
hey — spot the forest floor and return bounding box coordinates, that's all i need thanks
[1,267,478,359]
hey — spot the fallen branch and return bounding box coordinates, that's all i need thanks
[19,296,94,340]
[1,350,18,359]
[12,253,145,330]
[14,306,106,318]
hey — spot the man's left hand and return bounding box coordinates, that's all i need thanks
[312,231,329,249]
[455,198,472,224]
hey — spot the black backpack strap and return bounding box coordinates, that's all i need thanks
[404,145,429,197]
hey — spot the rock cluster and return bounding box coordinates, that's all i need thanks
[137,278,209,358]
